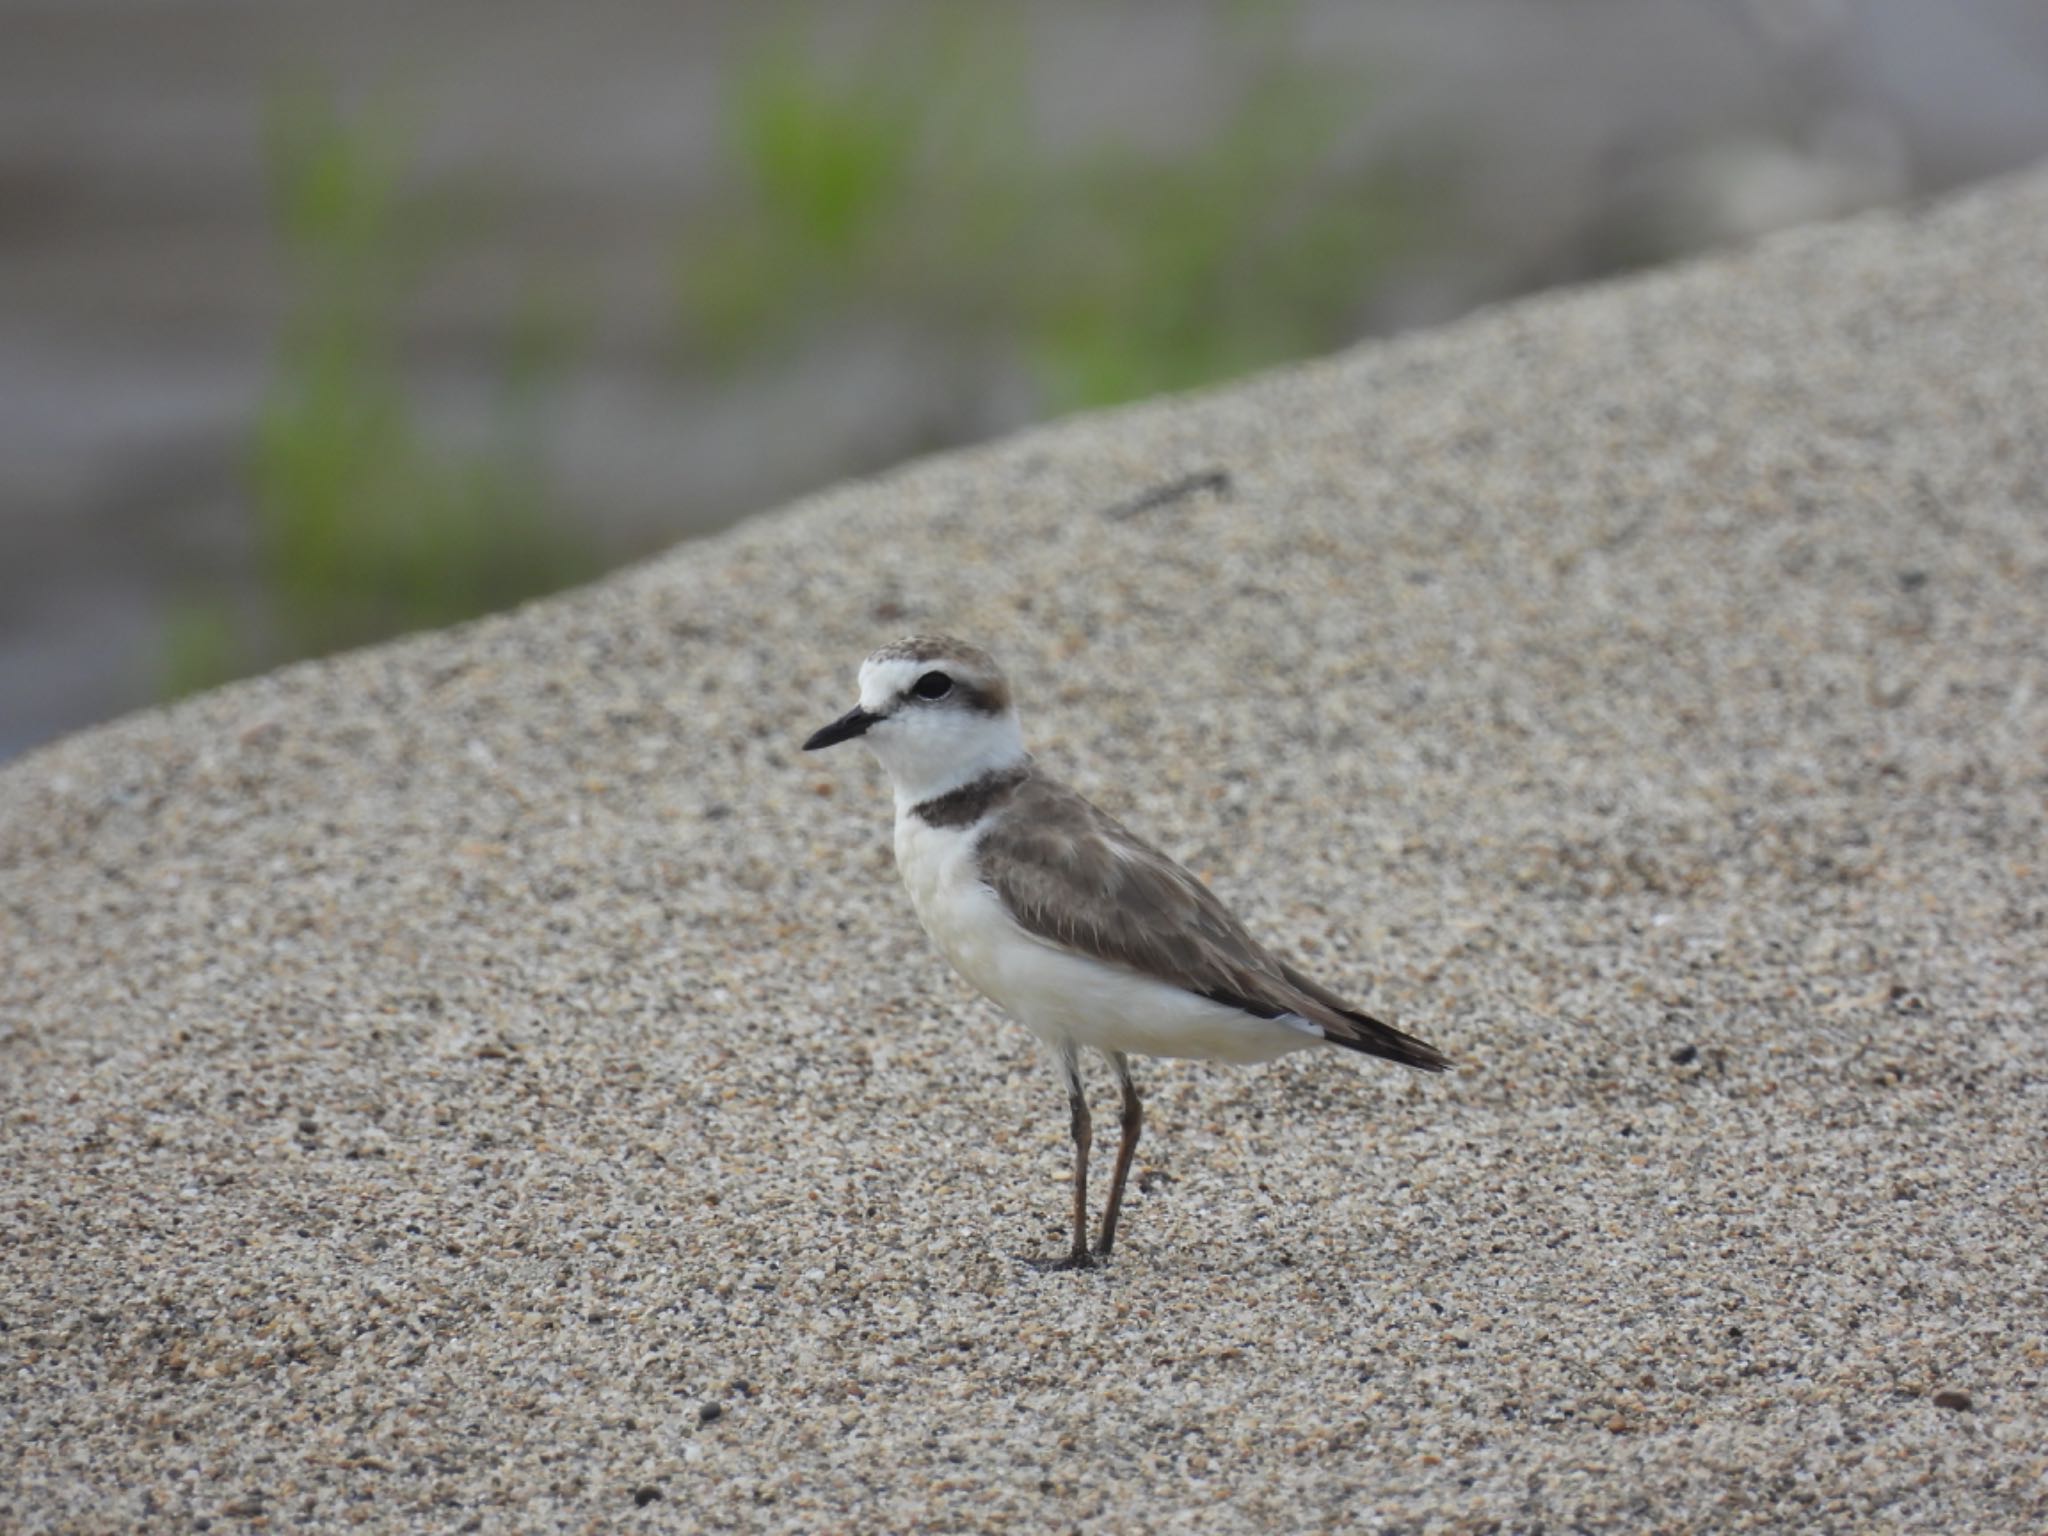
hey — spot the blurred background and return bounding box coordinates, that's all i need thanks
[6,0,2048,759]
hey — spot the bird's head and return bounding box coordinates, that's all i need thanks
[803,635,1026,805]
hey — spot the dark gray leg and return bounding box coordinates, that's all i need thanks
[1094,1051,1144,1258]
[1043,1045,1095,1271]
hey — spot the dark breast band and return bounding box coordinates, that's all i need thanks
[910,765,1032,829]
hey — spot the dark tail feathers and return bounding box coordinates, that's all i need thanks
[1320,1007,1451,1072]
[1272,959,1451,1071]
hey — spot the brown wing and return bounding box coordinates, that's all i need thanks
[978,775,1447,1072]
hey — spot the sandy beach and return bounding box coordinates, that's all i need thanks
[4,168,2045,1532]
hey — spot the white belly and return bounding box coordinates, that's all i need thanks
[892,813,1320,1065]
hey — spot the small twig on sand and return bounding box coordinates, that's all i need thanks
[1101,468,1234,521]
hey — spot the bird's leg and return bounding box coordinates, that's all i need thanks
[1094,1051,1144,1259]
[1040,1046,1096,1271]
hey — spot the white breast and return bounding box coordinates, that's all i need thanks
[890,811,1320,1066]
[892,813,1015,1002]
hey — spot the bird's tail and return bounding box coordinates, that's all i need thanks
[1274,960,1451,1071]
[1318,1006,1451,1072]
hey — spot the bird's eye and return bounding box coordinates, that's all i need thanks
[912,671,954,700]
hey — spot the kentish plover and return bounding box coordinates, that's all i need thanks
[804,635,1449,1270]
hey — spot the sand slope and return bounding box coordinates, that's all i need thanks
[4,168,2046,1533]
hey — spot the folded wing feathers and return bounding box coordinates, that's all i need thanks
[978,776,1449,1073]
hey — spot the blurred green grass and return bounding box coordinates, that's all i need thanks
[165,89,593,699]
[170,8,1429,698]
[676,9,1425,409]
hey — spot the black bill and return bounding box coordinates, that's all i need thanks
[802,706,879,751]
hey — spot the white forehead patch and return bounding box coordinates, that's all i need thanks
[857,656,929,714]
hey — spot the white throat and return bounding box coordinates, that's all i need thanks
[865,710,1029,813]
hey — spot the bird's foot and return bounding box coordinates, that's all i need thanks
[1025,1249,1102,1273]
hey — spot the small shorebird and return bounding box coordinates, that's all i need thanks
[804,636,1448,1269]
